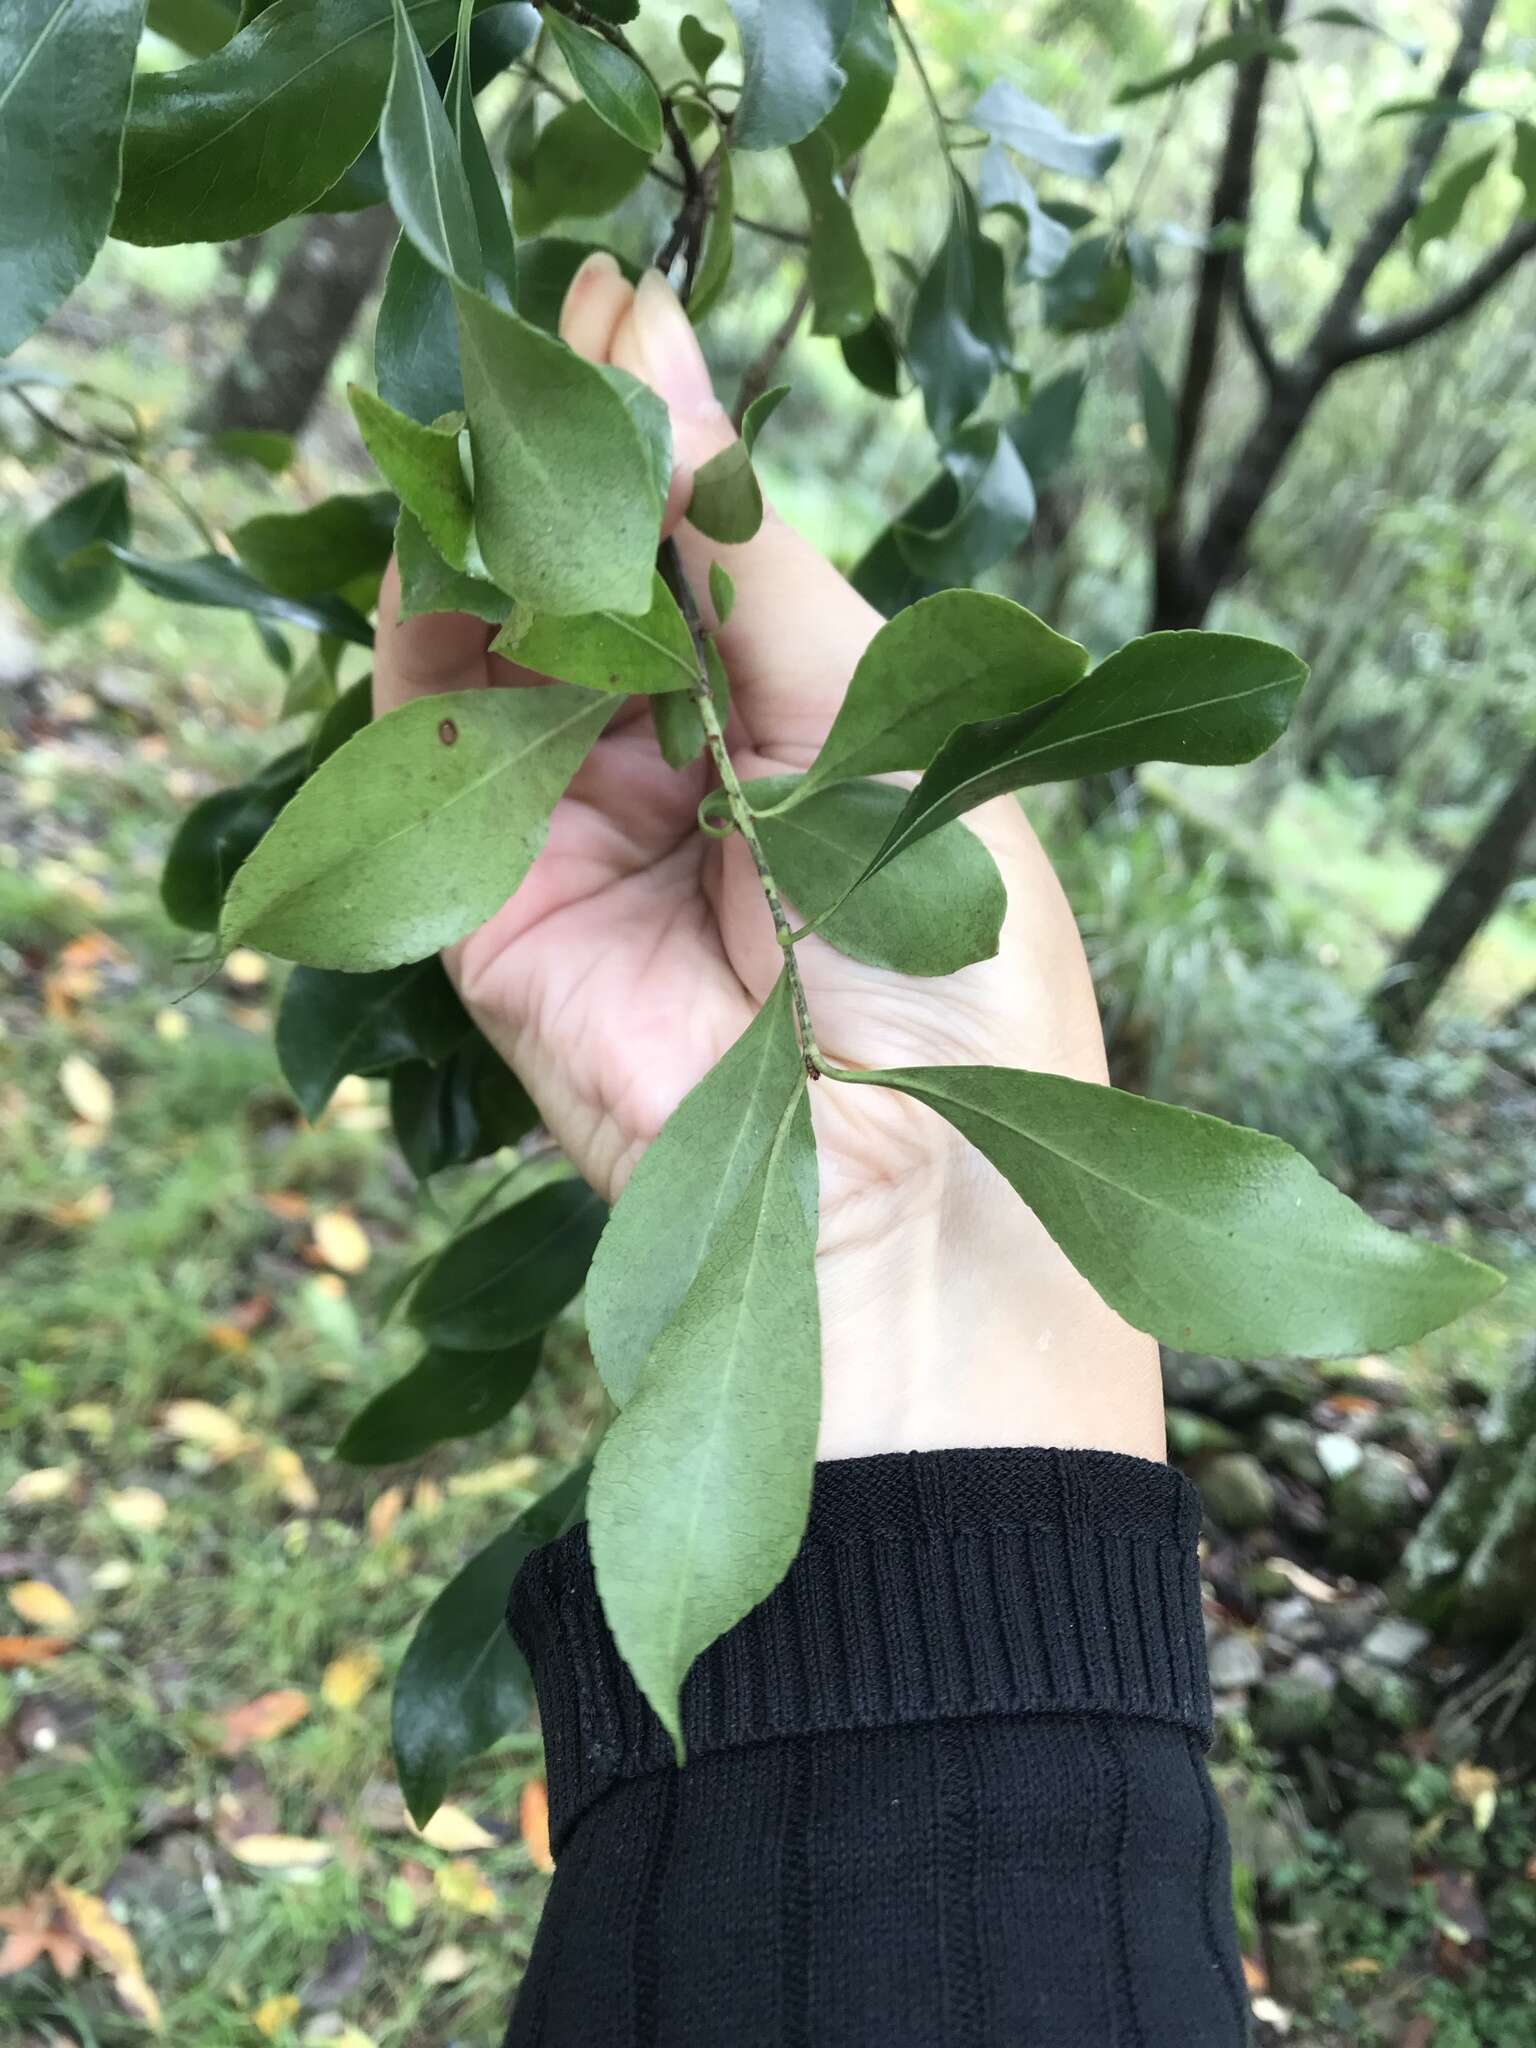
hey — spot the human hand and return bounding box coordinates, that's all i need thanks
[374,256,1162,1462]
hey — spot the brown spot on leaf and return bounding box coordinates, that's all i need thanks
[438,719,458,746]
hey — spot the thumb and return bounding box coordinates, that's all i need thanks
[608,270,881,761]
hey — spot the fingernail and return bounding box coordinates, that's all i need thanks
[569,248,621,291]
[630,269,719,417]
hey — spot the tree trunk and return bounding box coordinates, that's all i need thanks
[1369,740,1536,1047]
[1396,1351,1536,1639]
[194,207,395,436]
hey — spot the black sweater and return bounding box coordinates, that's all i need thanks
[505,1447,1246,2047]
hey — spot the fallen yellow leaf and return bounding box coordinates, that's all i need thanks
[311,1209,370,1275]
[321,1646,382,1711]
[367,1485,406,1546]
[433,1860,499,1917]
[215,1689,311,1755]
[64,1402,114,1438]
[264,1445,319,1513]
[0,1634,74,1668]
[7,1581,79,1633]
[106,1487,167,1534]
[253,1992,302,2038]
[421,1942,473,1987]
[411,1476,444,1518]
[412,1804,497,1853]
[519,1779,554,1874]
[1452,1761,1499,1833]
[228,1835,333,1871]
[446,1456,540,1499]
[46,1184,113,1227]
[54,1884,163,2030]
[92,1561,134,1593]
[6,1466,74,1506]
[162,1399,250,1461]
[153,1008,189,1042]
[59,1054,114,1125]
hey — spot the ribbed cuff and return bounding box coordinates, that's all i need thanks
[508,1447,1210,1853]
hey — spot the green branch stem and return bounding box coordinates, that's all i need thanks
[660,539,825,1075]
[887,0,953,169]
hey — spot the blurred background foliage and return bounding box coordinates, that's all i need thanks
[3,1,1535,2042]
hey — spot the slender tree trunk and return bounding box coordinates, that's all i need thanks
[1370,740,1536,1046]
[1397,1350,1536,1639]
[194,207,395,436]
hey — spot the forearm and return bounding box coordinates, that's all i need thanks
[506,1448,1244,2047]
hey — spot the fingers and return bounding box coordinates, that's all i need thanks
[373,557,497,718]
[606,271,882,764]
[558,248,636,362]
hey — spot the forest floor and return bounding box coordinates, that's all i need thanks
[3,256,1534,2046]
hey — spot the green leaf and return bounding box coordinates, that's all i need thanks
[202,428,297,473]
[511,102,650,234]
[410,1178,607,1351]
[493,571,695,694]
[147,0,237,55]
[650,689,707,769]
[969,80,1120,180]
[13,476,132,628]
[394,506,509,623]
[1408,146,1498,259]
[1370,95,1495,126]
[1513,119,1536,220]
[817,0,895,162]
[1136,344,1176,488]
[740,383,789,451]
[976,143,1071,279]
[905,186,1009,440]
[686,441,763,545]
[708,561,736,625]
[160,750,307,932]
[390,1031,536,1177]
[454,284,664,615]
[727,0,854,151]
[349,388,472,569]
[1008,367,1086,482]
[690,145,735,323]
[789,132,876,338]
[376,231,463,424]
[219,684,613,969]
[1115,31,1297,105]
[104,546,374,645]
[447,0,517,305]
[892,421,1035,585]
[751,777,1005,977]
[1043,234,1133,334]
[543,8,661,154]
[0,0,146,355]
[382,0,484,286]
[232,492,397,599]
[337,1339,541,1462]
[679,12,724,79]
[846,1064,1504,1357]
[117,0,463,244]
[512,236,623,331]
[864,630,1309,875]
[1298,103,1332,248]
[587,979,805,1405]
[589,1029,819,1748]
[1305,6,1423,62]
[392,1460,588,1824]
[276,959,470,1119]
[309,675,374,771]
[791,590,1088,804]
[840,313,903,397]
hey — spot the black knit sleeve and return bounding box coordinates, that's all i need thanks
[504,1448,1247,2048]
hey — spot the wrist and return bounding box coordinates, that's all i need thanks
[813,1139,1164,1464]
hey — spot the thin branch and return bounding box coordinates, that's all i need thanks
[1230,252,1282,387]
[1312,0,1498,359]
[887,1,953,169]
[733,276,814,429]
[659,539,825,1076]
[1329,217,1536,363]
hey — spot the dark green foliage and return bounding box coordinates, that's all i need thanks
[409,1179,607,1351]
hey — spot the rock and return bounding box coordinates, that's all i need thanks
[1289,1652,1336,1693]
[1316,1432,1363,1481]
[1341,1807,1413,1906]
[1165,1406,1239,1461]
[1256,1415,1326,1488]
[1244,1560,1295,1603]
[1266,1919,1324,2007]
[1199,1453,1277,1534]
[1329,1444,1422,1574]
[0,610,39,690]
[1207,1633,1265,1690]
[1339,1653,1423,1731]
[1263,1595,1325,1651]
[1251,1666,1335,1749]
[1162,1352,1249,1415]
[1360,1616,1431,1670]
[1162,1353,1312,1423]
[1316,1594,1383,1650]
